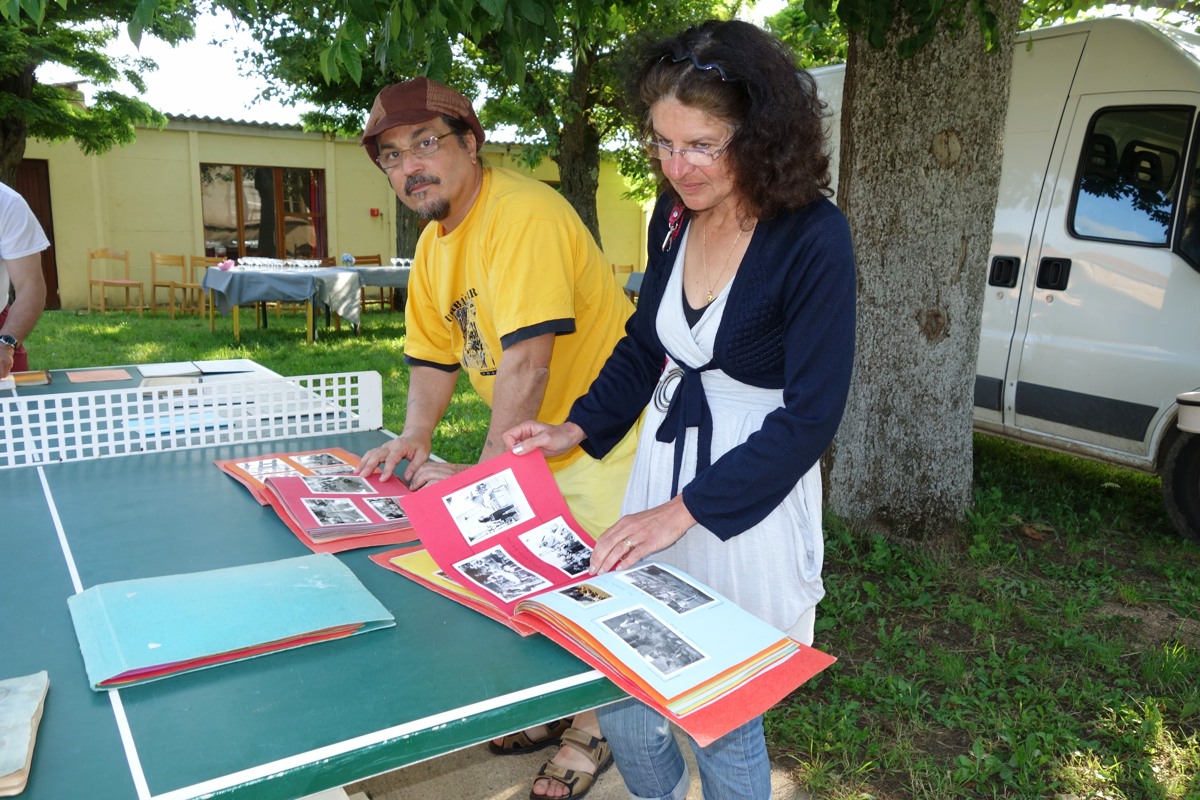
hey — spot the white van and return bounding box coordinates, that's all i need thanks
[813,17,1200,540]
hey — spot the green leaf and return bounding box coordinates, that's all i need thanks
[804,0,833,25]
[339,38,364,85]
[478,0,505,19]
[318,43,340,83]
[518,0,544,25]
[347,0,381,24]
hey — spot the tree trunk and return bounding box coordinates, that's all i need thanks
[825,1,1021,535]
[0,63,35,188]
[554,56,603,248]
[395,199,421,258]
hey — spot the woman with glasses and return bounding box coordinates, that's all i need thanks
[504,19,856,800]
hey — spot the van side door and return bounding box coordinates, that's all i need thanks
[1002,94,1200,464]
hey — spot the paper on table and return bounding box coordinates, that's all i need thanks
[138,360,263,379]
[0,670,49,797]
[66,368,132,383]
[137,361,203,378]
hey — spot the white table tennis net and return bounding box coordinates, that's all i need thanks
[0,371,383,468]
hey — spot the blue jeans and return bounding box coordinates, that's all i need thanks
[596,698,771,800]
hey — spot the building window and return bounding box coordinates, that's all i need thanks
[200,164,327,259]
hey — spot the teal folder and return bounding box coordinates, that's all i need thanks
[67,554,394,691]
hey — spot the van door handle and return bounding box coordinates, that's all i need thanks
[1035,257,1072,291]
[988,256,1021,287]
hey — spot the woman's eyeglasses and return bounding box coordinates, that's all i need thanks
[640,139,729,167]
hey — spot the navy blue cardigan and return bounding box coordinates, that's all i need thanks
[568,193,857,539]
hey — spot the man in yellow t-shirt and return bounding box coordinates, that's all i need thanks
[355,77,634,799]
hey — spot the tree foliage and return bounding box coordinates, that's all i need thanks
[0,0,195,186]
[218,0,724,247]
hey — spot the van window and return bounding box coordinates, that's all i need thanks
[1071,106,1191,246]
[1178,155,1200,268]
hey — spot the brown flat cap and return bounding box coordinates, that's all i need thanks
[361,77,485,168]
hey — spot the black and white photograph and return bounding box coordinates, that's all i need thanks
[301,474,376,494]
[442,469,535,545]
[559,583,612,605]
[236,458,299,478]
[518,517,592,576]
[302,497,371,527]
[455,545,551,602]
[293,452,350,468]
[620,564,717,615]
[601,606,707,678]
[366,496,408,521]
[312,464,358,475]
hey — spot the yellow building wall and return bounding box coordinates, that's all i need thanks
[26,118,648,309]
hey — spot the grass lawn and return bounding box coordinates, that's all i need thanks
[24,308,1200,799]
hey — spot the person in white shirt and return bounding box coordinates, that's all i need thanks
[0,182,49,379]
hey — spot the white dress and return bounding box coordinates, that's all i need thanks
[620,229,824,641]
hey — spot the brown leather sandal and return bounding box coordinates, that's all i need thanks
[488,718,572,755]
[528,727,614,800]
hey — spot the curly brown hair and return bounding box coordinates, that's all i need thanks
[630,19,831,221]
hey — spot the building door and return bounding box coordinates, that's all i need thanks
[16,159,60,309]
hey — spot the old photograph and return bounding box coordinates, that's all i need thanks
[518,516,592,576]
[455,545,550,602]
[621,563,716,615]
[302,497,370,526]
[236,457,299,478]
[365,496,408,521]
[312,464,358,475]
[293,452,350,468]
[301,474,376,495]
[442,468,535,545]
[559,583,612,605]
[601,606,707,677]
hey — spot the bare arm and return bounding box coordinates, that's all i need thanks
[481,332,555,461]
[356,364,458,484]
[0,253,46,378]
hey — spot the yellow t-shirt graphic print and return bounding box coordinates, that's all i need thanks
[448,290,495,375]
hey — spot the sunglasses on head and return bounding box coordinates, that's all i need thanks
[667,51,730,82]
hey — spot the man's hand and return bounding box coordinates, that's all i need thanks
[356,433,431,483]
[408,461,470,490]
[0,251,47,379]
[0,345,13,380]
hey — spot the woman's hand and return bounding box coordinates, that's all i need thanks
[503,420,586,459]
[589,495,696,574]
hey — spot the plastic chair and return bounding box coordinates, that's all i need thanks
[87,247,144,315]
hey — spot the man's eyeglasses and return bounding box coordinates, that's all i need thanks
[667,51,730,82]
[376,132,450,171]
[641,139,730,168]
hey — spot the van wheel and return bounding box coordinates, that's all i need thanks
[1162,431,1200,542]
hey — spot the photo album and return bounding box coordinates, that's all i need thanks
[373,450,836,746]
[216,448,415,553]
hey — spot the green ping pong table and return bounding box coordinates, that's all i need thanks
[1,366,621,800]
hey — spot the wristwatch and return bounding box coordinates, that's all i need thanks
[0,334,18,350]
